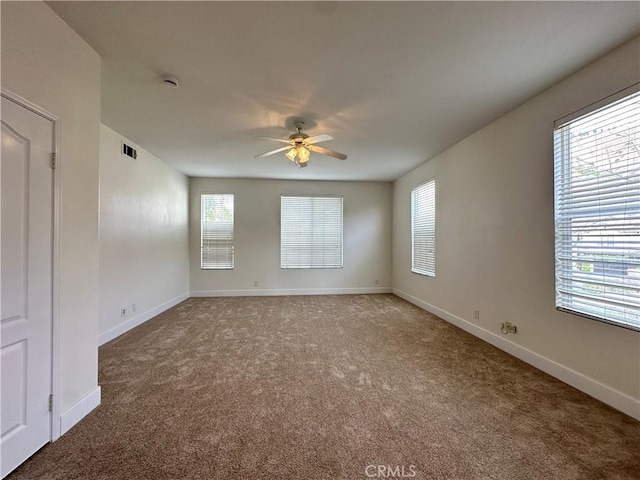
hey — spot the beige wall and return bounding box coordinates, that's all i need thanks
[99,124,189,344]
[1,2,101,417]
[393,37,640,416]
[190,178,392,295]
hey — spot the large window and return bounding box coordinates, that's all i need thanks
[554,85,640,331]
[281,195,343,269]
[411,180,436,277]
[201,194,234,269]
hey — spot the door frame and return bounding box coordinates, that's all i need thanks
[1,88,62,441]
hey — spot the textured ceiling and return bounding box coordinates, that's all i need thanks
[48,1,640,181]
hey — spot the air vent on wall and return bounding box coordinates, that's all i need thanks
[121,142,137,159]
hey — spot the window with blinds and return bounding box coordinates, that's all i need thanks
[554,85,640,331]
[411,180,436,277]
[281,195,343,269]
[201,194,234,269]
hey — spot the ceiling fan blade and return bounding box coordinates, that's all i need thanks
[308,144,347,160]
[255,145,291,158]
[258,136,292,144]
[304,133,333,145]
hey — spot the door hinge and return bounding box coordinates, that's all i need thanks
[48,394,54,412]
[51,152,56,169]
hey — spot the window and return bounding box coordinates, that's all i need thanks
[554,85,640,331]
[411,180,436,277]
[201,194,234,269]
[281,195,343,269]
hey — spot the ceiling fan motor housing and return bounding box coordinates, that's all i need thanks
[289,132,309,144]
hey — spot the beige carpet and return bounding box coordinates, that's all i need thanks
[8,294,640,479]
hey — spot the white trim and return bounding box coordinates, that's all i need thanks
[191,287,392,297]
[392,288,640,421]
[98,292,189,346]
[51,114,62,440]
[1,89,63,440]
[59,386,101,436]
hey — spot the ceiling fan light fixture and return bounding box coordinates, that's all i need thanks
[297,146,310,163]
[285,148,297,161]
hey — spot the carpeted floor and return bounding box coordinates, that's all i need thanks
[8,294,640,479]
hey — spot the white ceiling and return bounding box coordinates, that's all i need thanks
[48,1,640,181]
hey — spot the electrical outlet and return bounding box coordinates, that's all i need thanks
[474,310,480,320]
[132,303,137,313]
[501,321,517,334]
[375,279,380,285]
[120,308,126,317]
[254,280,258,287]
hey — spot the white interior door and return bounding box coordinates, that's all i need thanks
[1,96,54,478]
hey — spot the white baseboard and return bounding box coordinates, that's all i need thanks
[392,288,640,421]
[98,292,189,346]
[59,386,101,436]
[191,287,392,297]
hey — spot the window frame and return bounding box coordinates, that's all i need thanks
[411,179,436,277]
[280,194,344,269]
[553,83,640,331]
[200,193,235,270]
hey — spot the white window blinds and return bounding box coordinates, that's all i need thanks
[554,86,640,331]
[411,180,436,277]
[281,195,343,269]
[201,194,234,269]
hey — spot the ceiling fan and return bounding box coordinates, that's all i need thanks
[255,121,347,168]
